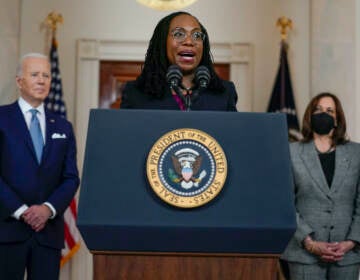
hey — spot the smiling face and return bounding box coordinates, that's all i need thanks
[16,56,51,107]
[166,14,204,75]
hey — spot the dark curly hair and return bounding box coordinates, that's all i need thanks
[135,11,225,98]
[301,92,348,145]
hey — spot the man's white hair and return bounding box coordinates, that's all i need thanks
[16,53,49,77]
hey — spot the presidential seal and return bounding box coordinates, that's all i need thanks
[146,128,227,208]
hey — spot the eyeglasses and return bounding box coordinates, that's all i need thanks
[170,28,205,43]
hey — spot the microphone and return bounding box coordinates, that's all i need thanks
[190,66,210,106]
[166,65,183,88]
[195,66,210,89]
[166,64,188,109]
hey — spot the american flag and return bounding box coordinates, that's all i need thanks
[267,41,302,142]
[45,37,81,266]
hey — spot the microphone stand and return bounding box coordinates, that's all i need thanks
[171,84,200,111]
[170,84,187,110]
[184,87,192,111]
[185,87,202,111]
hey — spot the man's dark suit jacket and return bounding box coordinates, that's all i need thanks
[0,102,80,250]
[121,80,238,111]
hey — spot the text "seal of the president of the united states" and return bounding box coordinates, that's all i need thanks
[146,128,227,208]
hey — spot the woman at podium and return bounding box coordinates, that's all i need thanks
[282,92,360,279]
[120,11,238,112]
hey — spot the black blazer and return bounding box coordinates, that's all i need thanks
[121,80,238,111]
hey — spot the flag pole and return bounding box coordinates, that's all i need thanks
[268,16,302,142]
[42,12,81,267]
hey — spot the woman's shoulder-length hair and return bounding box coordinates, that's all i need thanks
[301,92,348,145]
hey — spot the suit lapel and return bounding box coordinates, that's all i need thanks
[12,102,39,162]
[329,144,351,194]
[300,141,330,195]
[191,89,206,110]
[42,110,55,161]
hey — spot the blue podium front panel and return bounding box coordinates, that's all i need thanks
[78,109,296,253]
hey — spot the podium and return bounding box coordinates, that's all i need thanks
[78,109,296,280]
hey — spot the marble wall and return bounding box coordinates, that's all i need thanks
[0,0,20,105]
[311,0,357,139]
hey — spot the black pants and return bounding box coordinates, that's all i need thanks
[0,236,61,280]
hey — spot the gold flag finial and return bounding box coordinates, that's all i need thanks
[41,11,63,55]
[44,11,63,36]
[276,16,292,41]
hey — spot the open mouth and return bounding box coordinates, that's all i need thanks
[179,51,195,58]
[178,51,196,63]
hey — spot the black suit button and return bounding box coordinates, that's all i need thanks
[325,210,332,213]
[330,226,334,230]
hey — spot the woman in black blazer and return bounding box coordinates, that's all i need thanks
[121,11,237,112]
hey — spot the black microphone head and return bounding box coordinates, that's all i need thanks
[166,65,183,87]
[195,66,210,89]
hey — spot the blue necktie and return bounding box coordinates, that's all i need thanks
[29,109,44,163]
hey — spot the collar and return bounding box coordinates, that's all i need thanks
[18,97,45,116]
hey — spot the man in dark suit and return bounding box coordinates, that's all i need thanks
[0,53,80,279]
